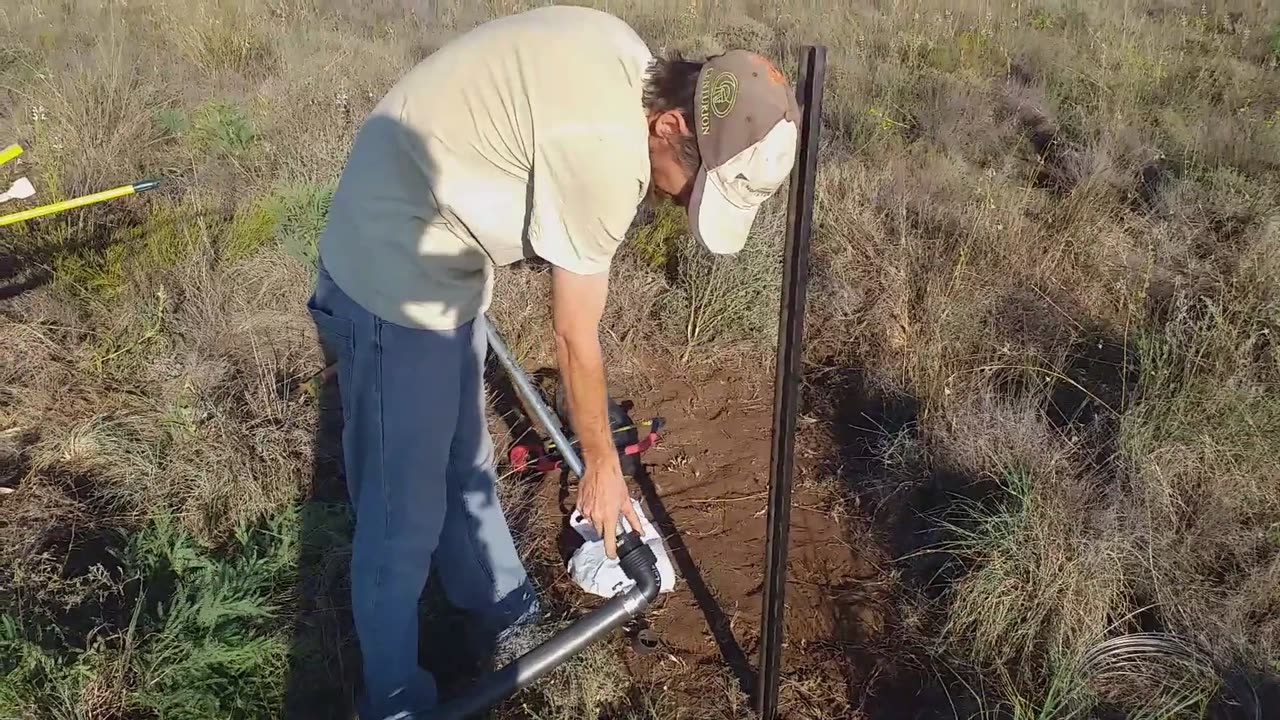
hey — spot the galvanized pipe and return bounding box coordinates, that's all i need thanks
[421,319,659,720]
[484,319,585,478]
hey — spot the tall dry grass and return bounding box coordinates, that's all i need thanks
[2,0,1279,717]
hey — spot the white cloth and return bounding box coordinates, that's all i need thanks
[567,498,676,598]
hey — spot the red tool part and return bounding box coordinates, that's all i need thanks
[508,431,661,474]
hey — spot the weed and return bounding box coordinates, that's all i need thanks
[189,101,255,157]
[153,107,189,139]
[125,512,295,719]
[0,508,298,720]
[626,200,687,274]
[260,181,336,272]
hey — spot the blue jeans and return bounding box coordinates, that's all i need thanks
[306,263,537,719]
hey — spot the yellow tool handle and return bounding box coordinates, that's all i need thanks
[543,420,655,452]
[0,179,159,227]
[0,144,21,167]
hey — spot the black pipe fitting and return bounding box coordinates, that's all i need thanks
[616,530,661,602]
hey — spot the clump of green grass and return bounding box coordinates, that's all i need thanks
[223,197,279,263]
[218,181,334,266]
[49,200,217,301]
[188,101,256,157]
[0,508,299,720]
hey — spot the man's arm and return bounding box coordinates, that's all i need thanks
[551,266,643,559]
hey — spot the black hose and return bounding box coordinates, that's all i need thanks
[427,531,661,720]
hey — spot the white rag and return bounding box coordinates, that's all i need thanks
[567,498,676,598]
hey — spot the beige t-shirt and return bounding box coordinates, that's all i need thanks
[318,6,655,330]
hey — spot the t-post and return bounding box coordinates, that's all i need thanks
[755,43,826,720]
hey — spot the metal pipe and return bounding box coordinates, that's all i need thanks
[484,318,625,536]
[423,320,660,719]
[755,45,826,720]
[484,319,585,478]
[428,530,662,720]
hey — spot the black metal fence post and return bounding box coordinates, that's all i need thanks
[755,44,826,720]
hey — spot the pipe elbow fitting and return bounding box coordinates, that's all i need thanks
[616,530,662,604]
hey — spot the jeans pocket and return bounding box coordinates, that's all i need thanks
[307,297,355,421]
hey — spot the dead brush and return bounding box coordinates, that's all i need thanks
[3,38,173,197]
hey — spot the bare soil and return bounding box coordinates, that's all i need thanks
[516,360,897,716]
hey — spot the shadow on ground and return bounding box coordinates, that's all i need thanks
[0,202,226,301]
[802,365,984,720]
[282,359,359,720]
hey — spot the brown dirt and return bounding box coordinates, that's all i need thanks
[517,361,895,716]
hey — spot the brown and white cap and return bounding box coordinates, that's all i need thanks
[690,49,801,254]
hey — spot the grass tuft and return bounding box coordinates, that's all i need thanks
[188,101,256,158]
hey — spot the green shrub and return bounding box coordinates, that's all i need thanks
[262,182,335,272]
[0,615,109,718]
[0,508,299,720]
[126,512,295,719]
[1031,9,1055,31]
[189,101,255,157]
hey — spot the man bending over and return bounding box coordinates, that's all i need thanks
[307,6,799,717]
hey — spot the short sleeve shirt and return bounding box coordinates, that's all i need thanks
[318,6,654,330]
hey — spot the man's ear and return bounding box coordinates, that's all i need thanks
[652,109,689,140]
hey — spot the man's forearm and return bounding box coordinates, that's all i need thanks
[554,332,616,464]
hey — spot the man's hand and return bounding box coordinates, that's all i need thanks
[550,265,643,559]
[576,452,643,560]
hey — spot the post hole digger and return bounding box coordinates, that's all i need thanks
[0,141,162,226]
[419,320,670,720]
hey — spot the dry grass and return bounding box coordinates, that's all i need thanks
[2,0,1279,718]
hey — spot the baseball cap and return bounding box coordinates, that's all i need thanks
[689,49,801,255]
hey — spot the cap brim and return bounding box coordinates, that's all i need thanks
[688,167,759,255]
